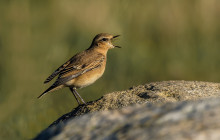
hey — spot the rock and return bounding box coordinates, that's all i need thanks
[34,81,220,140]
[35,98,220,140]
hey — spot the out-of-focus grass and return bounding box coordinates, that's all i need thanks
[0,0,220,139]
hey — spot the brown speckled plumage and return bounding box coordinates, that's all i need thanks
[38,33,120,105]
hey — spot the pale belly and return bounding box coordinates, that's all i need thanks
[65,66,105,88]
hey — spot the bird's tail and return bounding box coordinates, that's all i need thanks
[38,84,64,99]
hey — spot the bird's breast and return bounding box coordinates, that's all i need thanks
[66,62,106,88]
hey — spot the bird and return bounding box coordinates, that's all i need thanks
[38,33,120,105]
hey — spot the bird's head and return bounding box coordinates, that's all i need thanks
[91,33,121,49]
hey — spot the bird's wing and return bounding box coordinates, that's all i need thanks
[38,61,98,99]
[50,53,105,87]
[59,53,105,78]
[43,53,82,84]
[52,65,101,88]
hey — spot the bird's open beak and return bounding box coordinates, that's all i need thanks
[113,35,120,38]
[114,45,121,48]
[112,35,121,48]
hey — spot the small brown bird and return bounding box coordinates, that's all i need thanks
[38,33,120,105]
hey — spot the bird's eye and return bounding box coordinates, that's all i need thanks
[101,38,108,41]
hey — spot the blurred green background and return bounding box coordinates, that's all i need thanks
[0,0,220,139]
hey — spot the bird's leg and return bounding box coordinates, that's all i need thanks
[73,88,86,104]
[69,87,81,105]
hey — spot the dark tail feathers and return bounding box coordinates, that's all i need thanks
[38,84,58,99]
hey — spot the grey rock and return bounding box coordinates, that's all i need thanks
[34,81,220,140]
[36,98,220,140]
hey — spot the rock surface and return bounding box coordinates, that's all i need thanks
[34,81,220,140]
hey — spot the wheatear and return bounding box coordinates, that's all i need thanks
[38,33,120,105]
